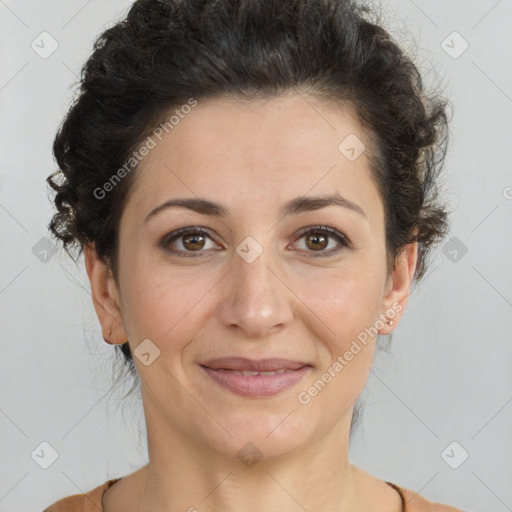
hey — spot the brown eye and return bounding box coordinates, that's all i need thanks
[295,226,350,257]
[161,225,350,259]
[161,227,218,257]
[304,232,329,251]
[181,232,206,251]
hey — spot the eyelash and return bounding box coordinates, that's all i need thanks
[160,225,351,258]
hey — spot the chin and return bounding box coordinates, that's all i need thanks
[201,411,317,462]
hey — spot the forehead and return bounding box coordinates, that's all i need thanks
[123,94,383,227]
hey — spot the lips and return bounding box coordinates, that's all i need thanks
[213,368,290,376]
[200,363,312,397]
[200,357,313,396]
[200,357,310,372]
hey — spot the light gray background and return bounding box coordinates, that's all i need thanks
[1,1,511,511]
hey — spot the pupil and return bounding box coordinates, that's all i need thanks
[307,233,327,251]
[184,234,205,250]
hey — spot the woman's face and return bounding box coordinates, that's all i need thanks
[87,93,417,461]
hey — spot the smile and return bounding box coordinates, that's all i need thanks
[200,365,311,397]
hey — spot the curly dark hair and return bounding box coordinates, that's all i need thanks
[47,0,452,416]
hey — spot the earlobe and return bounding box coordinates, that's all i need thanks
[379,238,419,334]
[84,244,128,344]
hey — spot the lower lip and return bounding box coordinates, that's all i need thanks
[200,365,311,397]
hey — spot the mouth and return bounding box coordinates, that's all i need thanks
[200,357,311,372]
[199,358,312,397]
[208,368,296,376]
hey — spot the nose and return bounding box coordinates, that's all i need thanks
[216,247,294,339]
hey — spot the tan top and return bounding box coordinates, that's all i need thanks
[43,478,464,511]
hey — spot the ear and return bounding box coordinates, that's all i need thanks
[379,233,419,335]
[84,243,129,344]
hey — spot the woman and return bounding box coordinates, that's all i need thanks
[43,0,462,510]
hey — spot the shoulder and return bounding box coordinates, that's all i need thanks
[396,484,466,512]
[352,466,464,512]
[42,479,121,512]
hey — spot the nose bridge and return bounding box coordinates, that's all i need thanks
[235,244,275,296]
[217,238,293,337]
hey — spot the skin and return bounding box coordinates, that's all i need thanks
[85,93,418,512]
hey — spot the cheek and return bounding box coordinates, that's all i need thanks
[297,267,382,386]
[295,285,378,425]
[121,259,215,350]
[301,265,384,338]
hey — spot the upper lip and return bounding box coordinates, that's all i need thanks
[201,357,310,372]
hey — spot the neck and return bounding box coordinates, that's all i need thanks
[137,407,359,512]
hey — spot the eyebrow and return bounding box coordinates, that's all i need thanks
[144,193,366,223]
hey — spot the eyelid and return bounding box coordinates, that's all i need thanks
[160,226,220,257]
[160,225,351,257]
[290,225,351,257]
[293,225,351,246]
